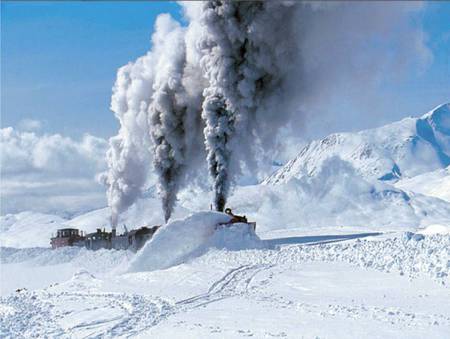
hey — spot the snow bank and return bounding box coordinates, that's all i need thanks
[128,211,262,272]
[0,246,132,273]
[280,234,450,282]
[197,233,450,283]
[418,224,450,236]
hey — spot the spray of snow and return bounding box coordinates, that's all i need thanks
[128,211,262,272]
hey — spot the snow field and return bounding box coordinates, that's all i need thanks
[1,228,449,338]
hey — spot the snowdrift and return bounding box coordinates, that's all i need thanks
[128,211,263,272]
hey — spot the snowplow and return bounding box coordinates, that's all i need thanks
[216,208,256,231]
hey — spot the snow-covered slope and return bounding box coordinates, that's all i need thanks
[0,212,67,248]
[0,196,189,248]
[395,166,450,203]
[264,103,450,185]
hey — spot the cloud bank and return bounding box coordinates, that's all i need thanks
[1,126,108,216]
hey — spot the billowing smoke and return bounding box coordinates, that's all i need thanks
[103,1,431,222]
[199,1,297,211]
[102,13,205,225]
[149,15,192,222]
[101,54,156,228]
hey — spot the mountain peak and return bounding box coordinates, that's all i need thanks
[422,103,450,135]
[264,103,450,185]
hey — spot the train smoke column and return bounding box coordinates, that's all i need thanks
[149,16,189,222]
[199,1,294,211]
[102,56,155,229]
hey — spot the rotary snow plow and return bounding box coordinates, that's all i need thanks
[216,208,256,231]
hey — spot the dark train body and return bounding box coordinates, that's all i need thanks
[50,209,255,252]
[51,226,160,252]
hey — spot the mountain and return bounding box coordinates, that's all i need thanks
[264,103,450,185]
[1,104,450,247]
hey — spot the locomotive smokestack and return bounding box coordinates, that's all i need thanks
[111,214,117,233]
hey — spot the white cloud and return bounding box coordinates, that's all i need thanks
[17,118,43,132]
[0,127,108,215]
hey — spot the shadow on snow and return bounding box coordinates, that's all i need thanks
[265,232,382,248]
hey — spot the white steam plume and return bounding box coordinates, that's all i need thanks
[102,13,205,225]
[101,56,156,227]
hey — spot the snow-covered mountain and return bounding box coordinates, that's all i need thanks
[1,103,450,247]
[264,103,450,185]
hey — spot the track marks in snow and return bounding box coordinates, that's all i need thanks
[291,300,450,328]
[177,264,272,309]
[0,291,174,338]
[0,291,65,338]
[196,234,450,284]
[1,265,272,338]
[244,265,450,330]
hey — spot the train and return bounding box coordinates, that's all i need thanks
[50,209,255,252]
[50,225,160,252]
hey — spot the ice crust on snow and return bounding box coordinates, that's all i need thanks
[128,211,262,272]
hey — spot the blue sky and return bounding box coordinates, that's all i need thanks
[2,1,182,138]
[1,1,449,139]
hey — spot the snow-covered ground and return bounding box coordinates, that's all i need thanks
[1,223,449,338]
[1,104,450,338]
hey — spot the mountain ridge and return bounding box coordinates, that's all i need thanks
[264,103,450,185]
